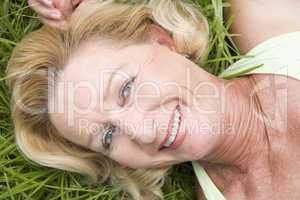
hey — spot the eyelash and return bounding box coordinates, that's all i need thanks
[119,76,136,106]
[102,123,116,151]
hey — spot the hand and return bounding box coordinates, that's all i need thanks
[28,0,83,29]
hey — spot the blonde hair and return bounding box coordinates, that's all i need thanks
[6,0,209,199]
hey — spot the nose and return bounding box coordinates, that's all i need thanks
[113,106,158,145]
[133,116,157,144]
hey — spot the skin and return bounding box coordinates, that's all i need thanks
[49,30,235,169]
[32,0,300,199]
[28,0,82,28]
[196,0,300,199]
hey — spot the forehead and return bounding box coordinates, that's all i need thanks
[48,39,156,131]
[66,39,155,72]
[58,39,155,106]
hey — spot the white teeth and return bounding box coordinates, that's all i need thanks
[172,123,179,131]
[163,107,181,147]
[170,132,176,138]
[165,139,173,146]
[171,129,177,135]
[166,134,176,146]
[173,116,180,123]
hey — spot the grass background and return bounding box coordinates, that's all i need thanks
[0,0,240,199]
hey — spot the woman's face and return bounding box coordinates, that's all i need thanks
[49,36,220,169]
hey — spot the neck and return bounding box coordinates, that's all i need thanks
[200,76,269,172]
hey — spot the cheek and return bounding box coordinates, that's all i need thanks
[108,137,153,168]
[133,83,162,110]
[180,129,218,161]
[139,54,193,95]
[53,120,88,150]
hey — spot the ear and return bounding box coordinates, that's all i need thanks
[146,24,176,51]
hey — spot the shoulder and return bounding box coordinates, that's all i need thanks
[227,0,300,53]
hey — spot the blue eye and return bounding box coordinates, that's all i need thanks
[102,124,115,150]
[119,76,135,106]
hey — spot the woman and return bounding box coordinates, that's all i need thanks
[7,0,211,199]
[7,0,300,199]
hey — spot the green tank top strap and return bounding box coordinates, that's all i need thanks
[219,32,300,80]
[192,161,227,200]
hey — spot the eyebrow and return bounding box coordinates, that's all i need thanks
[103,64,126,101]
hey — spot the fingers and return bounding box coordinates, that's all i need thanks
[28,0,62,20]
[28,0,84,29]
[28,0,69,29]
[39,0,53,7]
[39,16,67,29]
[53,0,73,19]
[28,0,53,8]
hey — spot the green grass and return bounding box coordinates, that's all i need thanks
[0,0,240,199]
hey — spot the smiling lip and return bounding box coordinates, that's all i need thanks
[159,104,185,150]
